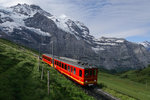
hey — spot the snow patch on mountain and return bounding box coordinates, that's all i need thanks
[0,4,51,36]
[140,41,150,48]
[9,3,51,17]
[48,15,73,34]
[27,27,51,36]
[0,21,22,32]
[140,41,150,51]
[59,14,68,20]
[97,37,125,43]
[92,46,105,53]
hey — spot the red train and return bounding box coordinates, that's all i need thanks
[42,54,98,86]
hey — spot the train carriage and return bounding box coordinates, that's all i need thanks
[42,54,98,86]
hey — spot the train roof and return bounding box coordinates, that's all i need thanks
[43,54,97,69]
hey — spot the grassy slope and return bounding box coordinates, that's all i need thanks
[98,70,150,100]
[120,65,150,84]
[0,39,94,100]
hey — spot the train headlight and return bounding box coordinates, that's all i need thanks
[94,80,96,82]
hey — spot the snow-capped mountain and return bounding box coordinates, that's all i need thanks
[140,41,150,51]
[0,3,93,40]
[0,3,150,70]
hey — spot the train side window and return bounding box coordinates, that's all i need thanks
[94,69,96,76]
[85,69,89,77]
[58,62,59,66]
[65,64,67,70]
[61,63,63,68]
[79,70,82,77]
[62,63,64,68]
[60,62,61,67]
[59,62,60,67]
[74,68,76,74]
[90,70,92,76]
[68,66,70,71]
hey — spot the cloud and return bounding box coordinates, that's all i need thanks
[0,0,150,42]
[0,0,32,7]
[99,27,150,38]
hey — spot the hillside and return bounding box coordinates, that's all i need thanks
[120,65,150,84]
[98,69,150,100]
[0,38,94,100]
[1,38,150,100]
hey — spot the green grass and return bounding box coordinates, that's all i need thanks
[98,71,150,100]
[0,38,94,100]
[120,65,150,84]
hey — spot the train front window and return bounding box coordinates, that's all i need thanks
[79,70,82,77]
[85,69,89,77]
[90,70,92,76]
[94,69,96,76]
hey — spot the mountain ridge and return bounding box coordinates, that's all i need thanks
[0,3,150,70]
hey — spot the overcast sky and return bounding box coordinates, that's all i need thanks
[0,0,150,42]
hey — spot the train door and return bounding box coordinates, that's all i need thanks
[70,66,74,77]
[67,65,71,76]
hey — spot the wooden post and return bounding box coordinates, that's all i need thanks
[41,66,44,80]
[52,41,54,67]
[146,80,147,89]
[37,45,40,71]
[37,56,40,71]
[47,71,50,95]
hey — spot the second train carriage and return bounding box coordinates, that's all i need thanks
[42,54,98,86]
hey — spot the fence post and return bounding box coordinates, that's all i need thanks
[146,80,147,89]
[47,71,50,95]
[41,66,44,80]
[38,56,40,71]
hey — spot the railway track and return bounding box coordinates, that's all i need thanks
[81,85,120,100]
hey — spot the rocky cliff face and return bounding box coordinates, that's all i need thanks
[0,3,150,70]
